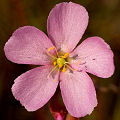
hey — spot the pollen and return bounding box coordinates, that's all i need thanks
[47,47,71,72]
[62,67,66,72]
[48,46,55,52]
[53,61,56,66]
[58,64,63,68]
[62,52,69,58]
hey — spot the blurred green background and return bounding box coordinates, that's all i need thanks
[0,0,120,120]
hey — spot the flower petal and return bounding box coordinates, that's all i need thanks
[4,26,54,65]
[12,65,59,111]
[60,70,97,118]
[70,37,115,78]
[47,2,88,52]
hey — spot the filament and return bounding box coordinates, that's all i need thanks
[47,65,58,79]
[47,46,57,59]
[65,64,78,71]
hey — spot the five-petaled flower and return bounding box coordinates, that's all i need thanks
[4,2,114,118]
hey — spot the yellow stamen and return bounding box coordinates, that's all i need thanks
[47,46,56,59]
[48,46,55,51]
[53,61,56,66]
[59,64,63,68]
[62,66,66,72]
[62,52,69,58]
[47,46,58,57]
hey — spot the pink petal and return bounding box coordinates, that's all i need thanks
[71,37,115,78]
[60,70,97,118]
[47,2,88,52]
[4,26,54,65]
[12,65,59,111]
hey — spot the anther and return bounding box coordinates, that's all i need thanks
[59,64,63,68]
[62,66,66,72]
[48,46,55,52]
[47,46,56,59]
[53,61,56,66]
[62,52,69,58]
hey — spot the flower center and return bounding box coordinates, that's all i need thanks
[46,46,78,75]
[57,58,66,68]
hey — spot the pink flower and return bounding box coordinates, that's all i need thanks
[4,2,114,118]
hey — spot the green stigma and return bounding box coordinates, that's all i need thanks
[57,58,66,66]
